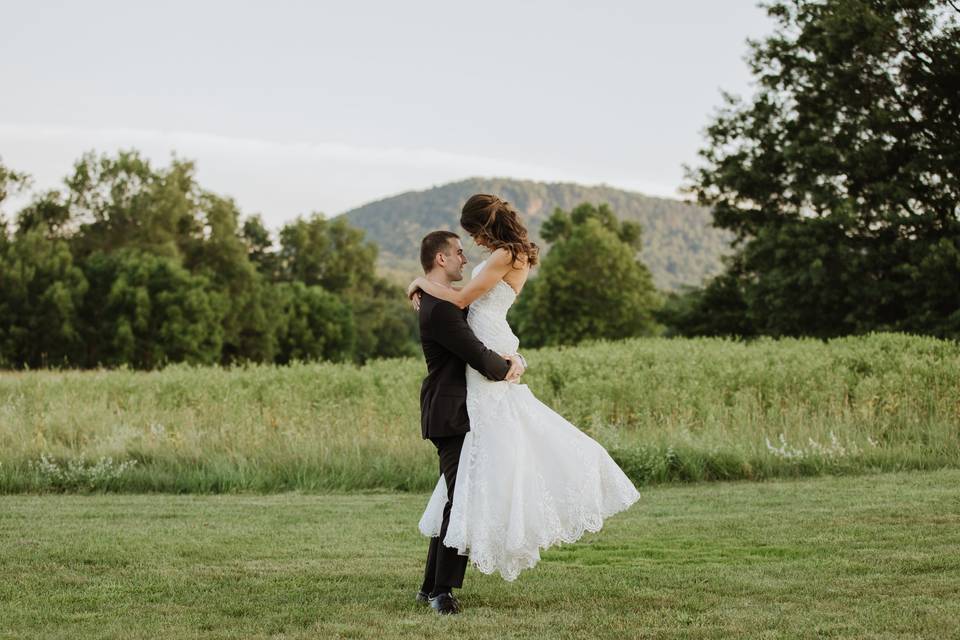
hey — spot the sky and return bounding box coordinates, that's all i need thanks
[1,1,773,228]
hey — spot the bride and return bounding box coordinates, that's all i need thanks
[407,194,640,582]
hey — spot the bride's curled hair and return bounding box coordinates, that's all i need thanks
[460,194,539,267]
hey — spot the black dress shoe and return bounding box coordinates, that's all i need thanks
[428,591,462,615]
[415,590,430,604]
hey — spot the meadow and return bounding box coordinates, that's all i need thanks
[0,333,958,493]
[2,470,958,638]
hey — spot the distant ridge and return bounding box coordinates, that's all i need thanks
[341,177,733,290]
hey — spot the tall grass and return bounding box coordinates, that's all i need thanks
[1,333,957,493]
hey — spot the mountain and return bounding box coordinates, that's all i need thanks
[341,177,733,290]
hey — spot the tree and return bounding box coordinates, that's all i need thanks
[273,281,354,364]
[78,249,223,369]
[0,161,29,205]
[656,269,755,338]
[0,162,89,368]
[349,277,419,362]
[684,0,960,338]
[241,214,280,280]
[277,214,377,294]
[510,203,661,347]
[0,226,89,368]
[277,213,417,362]
[66,151,199,260]
[183,194,279,364]
[0,160,30,250]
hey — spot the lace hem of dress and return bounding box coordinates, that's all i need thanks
[449,489,640,582]
[437,385,641,583]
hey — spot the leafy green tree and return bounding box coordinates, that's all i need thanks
[15,191,72,238]
[683,0,960,338]
[510,203,661,347]
[241,214,280,280]
[0,160,30,254]
[274,281,354,364]
[349,277,419,363]
[78,249,222,368]
[0,162,27,196]
[0,225,89,368]
[0,163,90,368]
[183,195,279,364]
[66,151,199,260]
[656,268,754,338]
[62,152,281,364]
[277,213,417,362]
[277,214,378,294]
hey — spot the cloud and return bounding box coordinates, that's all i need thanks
[0,122,678,228]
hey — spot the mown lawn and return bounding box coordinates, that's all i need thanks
[2,469,958,639]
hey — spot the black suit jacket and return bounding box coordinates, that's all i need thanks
[418,292,510,439]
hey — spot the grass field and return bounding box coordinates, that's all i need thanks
[2,469,959,639]
[1,333,959,493]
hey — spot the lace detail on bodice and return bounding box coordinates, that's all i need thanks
[466,260,520,355]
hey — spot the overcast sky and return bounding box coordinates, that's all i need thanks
[1,1,773,228]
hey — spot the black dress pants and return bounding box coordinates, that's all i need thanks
[421,433,468,592]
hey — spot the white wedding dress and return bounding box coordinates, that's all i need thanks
[418,260,641,582]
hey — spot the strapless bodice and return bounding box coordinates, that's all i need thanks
[466,260,520,354]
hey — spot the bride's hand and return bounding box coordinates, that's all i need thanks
[502,354,525,382]
[410,291,422,312]
[406,278,423,300]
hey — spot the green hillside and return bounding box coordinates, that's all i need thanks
[340,177,733,290]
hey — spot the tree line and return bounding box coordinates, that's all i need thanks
[524,0,959,343]
[3,0,957,369]
[0,152,418,369]
[0,149,663,369]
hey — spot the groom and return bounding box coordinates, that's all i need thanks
[414,230,525,615]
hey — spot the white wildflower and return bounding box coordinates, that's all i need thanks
[29,454,137,489]
[766,431,867,461]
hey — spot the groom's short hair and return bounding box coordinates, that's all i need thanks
[420,230,460,273]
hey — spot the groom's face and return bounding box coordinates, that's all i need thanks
[439,238,467,282]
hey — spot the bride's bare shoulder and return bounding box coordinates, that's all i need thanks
[488,247,513,266]
[490,247,530,272]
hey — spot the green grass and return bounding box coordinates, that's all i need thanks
[1,333,959,493]
[2,469,959,639]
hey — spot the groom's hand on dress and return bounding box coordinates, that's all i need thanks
[503,354,525,383]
